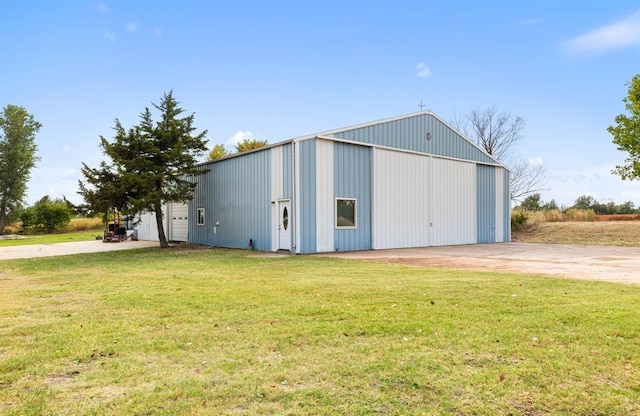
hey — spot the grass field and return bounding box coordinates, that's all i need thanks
[1,218,103,247]
[513,221,640,247]
[0,230,102,247]
[0,247,638,415]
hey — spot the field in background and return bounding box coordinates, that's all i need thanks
[513,221,640,246]
[0,218,104,247]
[511,207,640,246]
[2,217,103,235]
[0,248,638,415]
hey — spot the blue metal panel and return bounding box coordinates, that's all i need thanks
[476,165,496,243]
[503,169,511,242]
[191,151,272,250]
[298,140,317,253]
[333,113,495,164]
[189,165,215,246]
[334,142,372,251]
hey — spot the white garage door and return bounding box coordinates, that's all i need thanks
[170,202,188,242]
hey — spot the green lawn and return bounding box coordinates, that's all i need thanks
[0,247,638,415]
[0,230,102,247]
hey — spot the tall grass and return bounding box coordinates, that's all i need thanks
[511,209,596,232]
[62,217,103,232]
[3,217,103,235]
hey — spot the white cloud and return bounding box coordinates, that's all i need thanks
[527,157,544,167]
[226,131,259,148]
[542,162,640,207]
[415,62,432,78]
[96,2,108,13]
[564,9,640,54]
[103,30,115,43]
[154,29,162,38]
[125,22,137,32]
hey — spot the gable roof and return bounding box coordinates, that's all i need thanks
[292,110,504,167]
[200,110,506,168]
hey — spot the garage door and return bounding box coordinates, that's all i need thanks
[170,202,188,242]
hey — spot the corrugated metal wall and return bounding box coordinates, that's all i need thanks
[495,167,505,243]
[503,169,511,242]
[372,149,431,249]
[189,152,271,250]
[315,139,334,252]
[270,146,284,251]
[477,165,497,243]
[430,158,477,245]
[282,143,293,198]
[298,140,317,253]
[189,165,214,245]
[334,142,371,251]
[332,113,495,165]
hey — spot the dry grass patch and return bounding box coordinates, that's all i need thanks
[514,221,640,247]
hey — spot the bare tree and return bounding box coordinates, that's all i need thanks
[451,106,546,202]
[507,157,547,202]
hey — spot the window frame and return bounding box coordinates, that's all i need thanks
[196,208,205,226]
[335,198,357,229]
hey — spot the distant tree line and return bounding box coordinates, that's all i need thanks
[516,193,639,215]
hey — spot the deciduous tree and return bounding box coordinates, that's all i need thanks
[0,105,42,233]
[609,74,640,180]
[208,144,229,160]
[235,138,268,153]
[79,91,209,247]
[21,195,72,234]
[452,106,546,202]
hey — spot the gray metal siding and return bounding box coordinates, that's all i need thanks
[298,140,317,253]
[189,166,214,245]
[334,143,372,251]
[503,169,511,242]
[477,165,496,243]
[332,113,495,164]
[190,151,271,250]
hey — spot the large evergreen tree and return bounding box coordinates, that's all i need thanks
[0,105,42,234]
[609,74,640,180]
[79,92,208,247]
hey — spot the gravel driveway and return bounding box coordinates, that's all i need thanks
[324,242,640,285]
[3,241,639,285]
[0,240,158,260]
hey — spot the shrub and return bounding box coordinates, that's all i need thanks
[20,196,72,234]
[511,210,540,232]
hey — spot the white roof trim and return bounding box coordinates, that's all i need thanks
[315,134,505,168]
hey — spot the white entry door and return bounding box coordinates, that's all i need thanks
[278,200,291,250]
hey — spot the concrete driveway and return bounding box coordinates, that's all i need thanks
[325,242,640,285]
[0,240,158,260]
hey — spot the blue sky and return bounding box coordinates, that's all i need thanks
[2,1,640,207]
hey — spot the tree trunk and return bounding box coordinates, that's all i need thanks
[154,201,169,248]
[0,198,7,235]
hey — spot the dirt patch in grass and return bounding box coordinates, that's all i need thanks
[513,221,640,247]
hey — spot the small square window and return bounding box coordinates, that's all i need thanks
[336,198,356,228]
[197,208,205,226]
